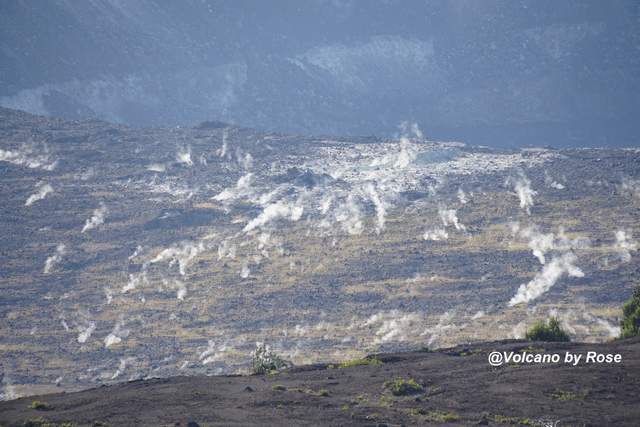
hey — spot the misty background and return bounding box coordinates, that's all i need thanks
[1,0,639,147]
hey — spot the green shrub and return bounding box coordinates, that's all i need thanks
[424,410,460,423]
[329,357,382,369]
[22,416,73,427]
[385,377,424,396]
[620,286,640,339]
[485,413,535,425]
[252,343,288,374]
[28,400,51,411]
[525,317,570,342]
[550,389,587,401]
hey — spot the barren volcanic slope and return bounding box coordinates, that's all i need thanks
[0,107,639,403]
[1,338,639,426]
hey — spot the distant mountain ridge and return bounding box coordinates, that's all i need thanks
[1,1,639,146]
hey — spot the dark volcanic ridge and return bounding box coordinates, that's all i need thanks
[1,337,639,426]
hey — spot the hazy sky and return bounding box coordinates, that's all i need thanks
[1,0,639,147]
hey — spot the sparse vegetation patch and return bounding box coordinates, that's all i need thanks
[525,317,570,342]
[329,357,382,369]
[621,286,640,339]
[424,410,460,423]
[485,413,535,425]
[384,377,424,396]
[550,389,587,401]
[28,401,51,411]
[252,343,288,374]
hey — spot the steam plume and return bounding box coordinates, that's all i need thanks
[438,205,466,231]
[508,252,584,306]
[423,228,448,241]
[25,183,53,206]
[363,183,388,233]
[615,230,638,262]
[507,172,537,214]
[176,145,193,166]
[104,318,129,348]
[149,240,208,276]
[77,322,96,344]
[243,200,304,232]
[44,244,66,274]
[82,203,107,233]
[0,144,57,170]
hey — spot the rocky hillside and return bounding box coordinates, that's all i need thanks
[0,107,638,401]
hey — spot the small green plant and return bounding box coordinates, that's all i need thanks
[384,377,424,396]
[329,357,382,369]
[550,389,587,401]
[28,400,51,411]
[485,413,535,425]
[348,394,368,406]
[424,410,460,423]
[22,417,73,427]
[272,385,329,397]
[525,317,570,342]
[620,286,640,339]
[377,394,392,407]
[252,342,288,374]
[407,407,424,416]
[458,348,482,356]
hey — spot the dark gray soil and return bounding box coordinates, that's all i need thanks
[1,338,638,426]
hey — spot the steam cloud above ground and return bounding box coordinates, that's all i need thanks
[25,183,53,206]
[509,252,585,306]
[81,203,107,233]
